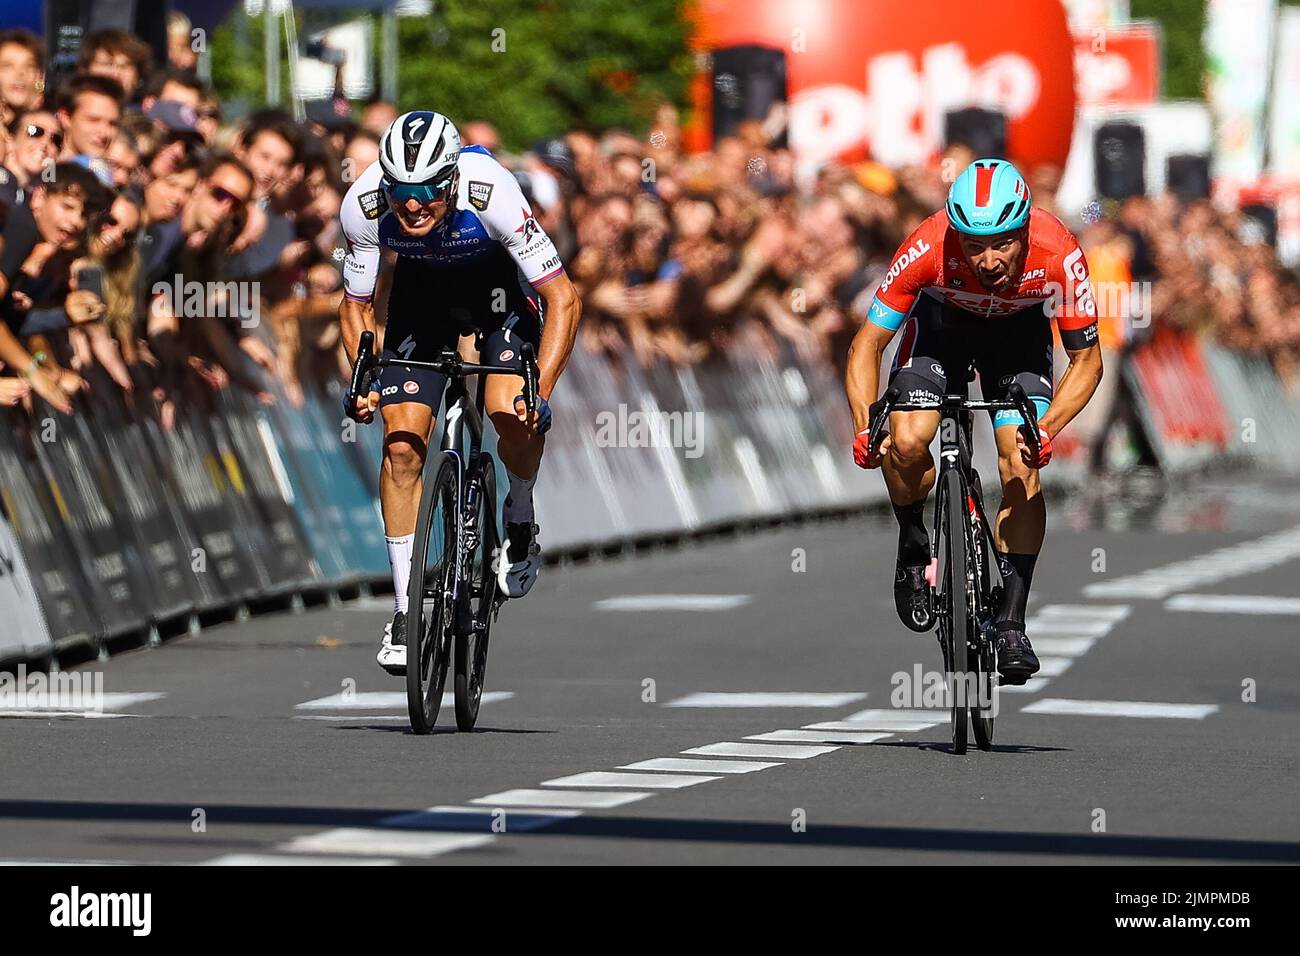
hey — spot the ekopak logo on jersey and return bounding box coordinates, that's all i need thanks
[878,238,931,294]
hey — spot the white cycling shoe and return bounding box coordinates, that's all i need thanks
[376,612,407,676]
[495,522,541,599]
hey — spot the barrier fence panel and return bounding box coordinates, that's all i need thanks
[14,322,1259,664]
[1125,327,1230,473]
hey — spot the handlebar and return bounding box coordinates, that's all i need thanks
[343,330,541,422]
[866,382,1041,459]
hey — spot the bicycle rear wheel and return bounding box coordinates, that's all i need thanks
[407,453,458,735]
[454,452,499,731]
[939,468,969,755]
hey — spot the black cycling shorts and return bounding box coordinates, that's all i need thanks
[887,293,1053,429]
[377,250,543,411]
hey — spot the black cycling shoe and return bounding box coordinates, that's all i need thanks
[993,620,1040,684]
[894,562,934,632]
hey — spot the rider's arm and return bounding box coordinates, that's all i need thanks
[1040,343,1102,438]
[1040,237,1104,437]
[845,315,897,432]
[534,270,582,400]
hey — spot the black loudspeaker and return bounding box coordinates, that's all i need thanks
[1094,121,1146,200]
[1166,153,1211,202]
[711,45,788,144]
[44,0,171,84]
[944,107,1007,159]
[1239,204,1277,247]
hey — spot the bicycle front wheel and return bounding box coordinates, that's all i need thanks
[407,453,458,735]
[939,468,969,755]
[454,452,499,732]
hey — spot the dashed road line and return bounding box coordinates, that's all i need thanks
[746,729,893,744]
[1020,698,1220,719]
[593,594,751,612]
[541,771,721,789]
[281,828,495,858]
[1083,525,1300,599]
[470,789,653,810]
[1165,594,1300,616]
[295,690,514,710]
[205,854,397,866]
[619,757,780,774]
[664,691,866,708]
[681,742,838,759]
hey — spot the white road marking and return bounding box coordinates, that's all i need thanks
[341,597,401,611]
[1034,604,1132,622]
[204,854,397,866]
[1165,593,1300,616]
[805,718,940,732]
[1021,698,1220,719]
[0,710,135,719]
[280,829,494,858]
[1035,656,1074,678]
[296,690,513,710]
[380,806,579,832]
[681,742,838,759]
[471,789,652,810]
[841,707,946,723]
[997,680,1048,694]
[619,757,779,774]
[746,729,893,744]
[664,692,866,708]
[541,770,720,789]
[1084,525,1300,599]
[1027,636,1096,655]
[293,715,409,721]
[0,691,166,720]
[593,594,751,612]
[1023,619,1115,636]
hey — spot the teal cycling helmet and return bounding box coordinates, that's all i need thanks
[945,158,1031,235]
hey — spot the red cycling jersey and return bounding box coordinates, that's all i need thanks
[867,207,1099,351]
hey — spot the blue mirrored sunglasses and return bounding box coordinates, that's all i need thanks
[382,175,455,204]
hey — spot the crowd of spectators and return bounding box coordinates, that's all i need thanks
[2,14,1299,430]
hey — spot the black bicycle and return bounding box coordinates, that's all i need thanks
[346,330,539,734]
[866,378,1041,754]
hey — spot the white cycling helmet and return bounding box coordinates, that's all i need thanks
[378,110,461,185]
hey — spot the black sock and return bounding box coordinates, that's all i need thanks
[996,551,1038,625]
[893,502,929,566]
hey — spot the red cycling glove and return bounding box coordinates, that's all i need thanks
[1019,423,1053,468]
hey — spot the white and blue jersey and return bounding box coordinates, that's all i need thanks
[339,145,564,303]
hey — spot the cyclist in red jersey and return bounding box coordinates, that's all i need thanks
[844,158,1104,683]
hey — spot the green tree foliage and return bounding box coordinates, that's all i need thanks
[1132,0,1300,102]
[211,1,694,146]
[1130,0,1208,100]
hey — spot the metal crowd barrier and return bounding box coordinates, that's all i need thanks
[0,328,896,665]
[3,317,1146,666]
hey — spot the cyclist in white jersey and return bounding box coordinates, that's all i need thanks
[338,111,582,675]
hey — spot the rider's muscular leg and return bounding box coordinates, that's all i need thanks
[993,424,1045,624]
[485,373,544,477]
[883,410,940,565]
[380,402,435,535]
[882,411,940,504]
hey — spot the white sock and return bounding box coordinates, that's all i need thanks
[503,470,537,525]
[386,534,414,614]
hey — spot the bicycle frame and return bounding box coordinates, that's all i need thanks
[346,330,539,621]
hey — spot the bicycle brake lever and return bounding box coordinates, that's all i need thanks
[1005,382,1040,454]
[867,386,900,455]
[344,330,375,420]
[520,342,539,414]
